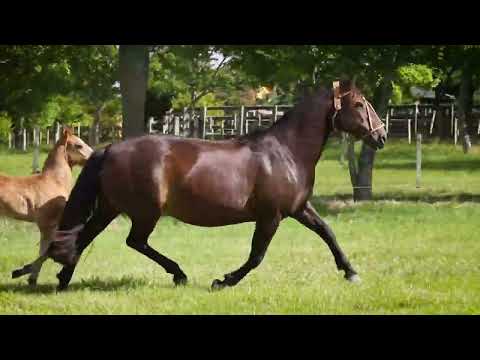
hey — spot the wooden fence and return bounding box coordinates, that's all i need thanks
[6,103,480,152]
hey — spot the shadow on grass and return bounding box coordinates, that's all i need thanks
[375,158,480,171]
[0,275,208,294]
[0,276,149,294]
[309,192,480,217]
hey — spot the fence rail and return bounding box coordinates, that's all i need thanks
[5,103,480,151]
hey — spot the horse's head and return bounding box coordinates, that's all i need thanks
[331,81,387,150]
[60,127,94,166]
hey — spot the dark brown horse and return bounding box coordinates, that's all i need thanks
[48,80,387,291]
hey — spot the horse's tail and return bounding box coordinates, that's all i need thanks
[47,145,110,266]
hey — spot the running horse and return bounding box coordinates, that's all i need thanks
[4,128,93,286]
[48,81,387,291]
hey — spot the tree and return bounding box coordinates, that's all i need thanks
[151,46,250,137]
[66,45,119,145]
[0,45,73,148]
[119,45,150,140]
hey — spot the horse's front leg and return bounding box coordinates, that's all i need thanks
[292,201,360,282]
[211,213,281,291]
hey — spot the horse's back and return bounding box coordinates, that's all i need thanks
[101,134,260,225]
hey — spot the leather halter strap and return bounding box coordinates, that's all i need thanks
[331,81,385,136]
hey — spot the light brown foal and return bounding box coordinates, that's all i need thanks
[2,128,93,286]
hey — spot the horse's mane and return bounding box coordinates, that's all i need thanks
[235,80,358,144]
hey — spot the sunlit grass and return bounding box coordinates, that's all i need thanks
[0,140,478,314]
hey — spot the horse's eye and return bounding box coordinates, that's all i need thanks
[355,102,364,108]
[74,144,83,149]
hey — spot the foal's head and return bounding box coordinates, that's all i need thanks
[330,81,387,150]
[59,128,93,166]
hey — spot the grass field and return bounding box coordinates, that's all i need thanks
[0,139,479,314]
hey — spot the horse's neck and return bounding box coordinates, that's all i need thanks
[42,145,72,188]
[270,98,333,166]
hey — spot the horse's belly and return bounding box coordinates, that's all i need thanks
[164,187,255,227]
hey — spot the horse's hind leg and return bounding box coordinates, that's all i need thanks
[292,201,360,282]
[56,199,119,291]
[211,213,280,291]
[126,217,188,286]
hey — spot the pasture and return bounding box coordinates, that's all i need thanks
[0,140,479,314]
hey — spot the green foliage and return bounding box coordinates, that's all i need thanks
[391,83,403,105]
[0,112,12,143]
[397,64,441,89]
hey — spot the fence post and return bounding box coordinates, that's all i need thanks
[174,116,180,136]
[414,102,419,135]
[408,119,412,144]
[22,128,27,151]
[77,124,81,137]
[430,110,436,135]
[8,133,12,149]
[55,122,60,142]
[202,107,207,139]
[273,105,278,122]
[32,126,40,173]
[416,133,422,188]
[239,106,245,135]
[454,117,458,145]
[450,103,455,135]
[46,128,50,145]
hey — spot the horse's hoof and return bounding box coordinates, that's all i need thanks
[173,274,188,287]
[211,279,226,292]
[56,284,68,292]
[346,273,361,283]
[27,278,38,287]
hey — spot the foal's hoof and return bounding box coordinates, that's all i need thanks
[12,269,24,279]
[211,279,226,292]
[173,274,188,287]
[346,273,362,283]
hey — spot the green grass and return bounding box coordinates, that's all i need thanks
[0,139,479,314]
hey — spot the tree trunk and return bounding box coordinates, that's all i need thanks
[350,71,394,202]
[13,117,25,150]
[119,45,150,140]
[89,104,104,146]
[458,58,475,153]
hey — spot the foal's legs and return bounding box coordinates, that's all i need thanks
[56,201,119,291]
[126,217,188,286]
[11,227,53,286]
[292,201,360,282]
[211,214,280,291]
[28,228,54,286]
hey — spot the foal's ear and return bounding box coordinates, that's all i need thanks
[59,126,73,145]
